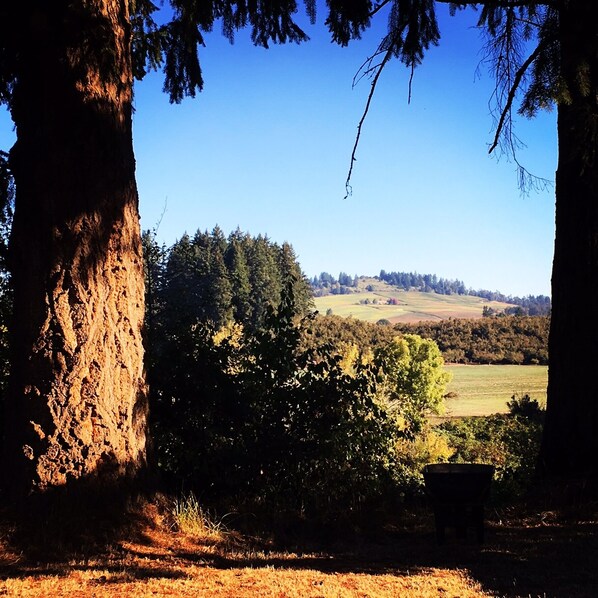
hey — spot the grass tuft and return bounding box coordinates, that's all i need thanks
[171,493,227,540]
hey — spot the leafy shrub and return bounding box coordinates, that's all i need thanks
[507,392,545,421]
[436,413,543,501]
[393,426,455,497]
[151,279,402,518]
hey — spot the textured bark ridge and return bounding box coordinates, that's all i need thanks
[4,1,148,493]
[20,201,148,489]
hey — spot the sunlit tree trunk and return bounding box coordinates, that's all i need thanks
[3,1,147,494]
[541,1,598,476]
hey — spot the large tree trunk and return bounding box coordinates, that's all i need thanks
[540,2,598,477]
[3,1,147,495]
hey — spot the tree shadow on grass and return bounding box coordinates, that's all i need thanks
[113,504,598,598]
[1,492,597,597]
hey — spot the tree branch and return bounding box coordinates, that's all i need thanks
[353,50,387,88]
[488,42,543,154]
[369,0,393,19]
[345,47,394,199]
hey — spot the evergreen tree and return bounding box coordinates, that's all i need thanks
[246,235,283,330]
[278,242,313,317]
[142,229,167,359]
[225,229,253,325]
[204,229,234,327]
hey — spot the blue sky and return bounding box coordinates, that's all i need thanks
[1,3,556,297]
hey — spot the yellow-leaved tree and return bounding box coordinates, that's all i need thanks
[375,334,451,437]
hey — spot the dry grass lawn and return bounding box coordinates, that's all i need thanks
[0,496,596,597]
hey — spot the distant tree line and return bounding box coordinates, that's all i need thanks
[379,271,550,315]
[379,270,468,295]
[393,316,549,365]
[310,269,551,316]
[481,295,551,317]
[311,271,358,296]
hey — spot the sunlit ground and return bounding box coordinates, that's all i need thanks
[0,498,596,597]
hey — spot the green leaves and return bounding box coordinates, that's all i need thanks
[375,333,451,436]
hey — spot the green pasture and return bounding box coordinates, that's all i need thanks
[442,364,548,417]
[314,289,514,323]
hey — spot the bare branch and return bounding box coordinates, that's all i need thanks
[345,47,394,199]
[369,0,393,19]
[515,161,553,194]
[488,43,543,154]
[408,63,415,104]
[353,50,387,88]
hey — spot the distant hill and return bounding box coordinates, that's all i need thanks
[313,278,518,324]
[310,272,550,318]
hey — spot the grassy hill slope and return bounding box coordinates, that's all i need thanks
[314,278,515,323]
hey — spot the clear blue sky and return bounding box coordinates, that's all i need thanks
[1,3,556,297]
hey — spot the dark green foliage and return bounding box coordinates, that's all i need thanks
[301,313,398,355]
[326,0,373,46]
[235,282,398,514]
[394,315,549,365]
[144,227,312,334]
[130,0,315,103]
[437,412,544,501]
[148,263,399,514]
[507,392,544,421]
[225,230,253,324]
[385,0,440,67]
[149,320,247,494]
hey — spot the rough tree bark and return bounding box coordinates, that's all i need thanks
[3,1,148,495]
[540,1,598,477]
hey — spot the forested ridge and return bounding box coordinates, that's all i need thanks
[311,270,551,316]
[142,228,549,368]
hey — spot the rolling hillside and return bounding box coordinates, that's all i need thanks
[313,278,516,323]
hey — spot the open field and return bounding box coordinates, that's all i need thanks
[443,365,548,417]
[314,283,515,323]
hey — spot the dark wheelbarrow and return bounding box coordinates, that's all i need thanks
[423,463,494,544]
